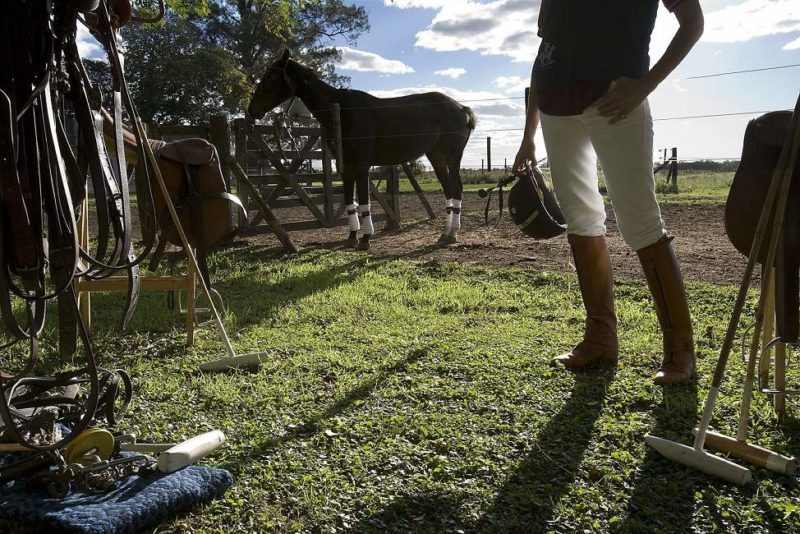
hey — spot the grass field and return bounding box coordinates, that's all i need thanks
[402,170,734,205]
[4,243,798,533]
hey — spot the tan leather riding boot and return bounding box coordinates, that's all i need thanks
[553,235,619,369]
[637,236,695,385]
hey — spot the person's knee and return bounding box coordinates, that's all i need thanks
[554,193,606,236]
[620,223,666,251]
[564,211,607,237]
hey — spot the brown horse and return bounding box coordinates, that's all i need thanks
[248,49,476,250]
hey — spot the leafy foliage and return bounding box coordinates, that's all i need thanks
[120,0,368,123]
[122,15,251,123]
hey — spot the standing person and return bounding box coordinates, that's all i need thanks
[513,0,704,385]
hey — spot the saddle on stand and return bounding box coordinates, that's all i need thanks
[142,138,245,287]
[725,110,800,342]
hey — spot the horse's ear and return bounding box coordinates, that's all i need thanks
[281,48,291,63]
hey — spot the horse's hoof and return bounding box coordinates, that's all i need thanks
[356,235,371,251]
[436,233,457,247]
[347,237,359,248]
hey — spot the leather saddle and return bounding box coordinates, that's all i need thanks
[140,138,246,285]
[725,110,800,342]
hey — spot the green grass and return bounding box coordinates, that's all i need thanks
[2,246,798,533]
[398,170,734,204]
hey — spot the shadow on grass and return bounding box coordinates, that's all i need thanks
[351,491,467,533]
[473,366,616,532]
[207,248,394,329]
[220,346,429,472]
[617,382,699,532]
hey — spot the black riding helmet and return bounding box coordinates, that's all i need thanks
[507,166,567,239]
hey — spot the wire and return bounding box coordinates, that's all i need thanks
[684,63,800,80]
[653,110,782,122]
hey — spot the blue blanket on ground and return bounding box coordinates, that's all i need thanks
[0,453,233,533]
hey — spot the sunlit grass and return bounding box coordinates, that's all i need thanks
[4,246,797,532]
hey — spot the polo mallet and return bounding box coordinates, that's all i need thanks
[694,324,796,475]
[124,117,269,371]
[646,94,800,484]
[0,429,226,474]
[95,10,267,372]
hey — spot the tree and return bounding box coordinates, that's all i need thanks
[204,0,367,84]
[121,15,251,123]
[117,0,368,124]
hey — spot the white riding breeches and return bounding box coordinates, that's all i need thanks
[540,99,666,251]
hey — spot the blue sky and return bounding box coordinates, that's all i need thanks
[330,0,800,169]
[76,0,800,169]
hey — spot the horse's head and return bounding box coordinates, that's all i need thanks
[248,48,295,119]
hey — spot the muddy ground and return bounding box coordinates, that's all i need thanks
[236,192,747,286]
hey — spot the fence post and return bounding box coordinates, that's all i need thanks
[209,113,231,187]
[671,147,679,190]
[233,117,249,227]
[209,113,236,236]
[322,122,335,227]
[487,136,492,174]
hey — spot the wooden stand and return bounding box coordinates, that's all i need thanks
[758,268,792,417]
[75,199,197,345]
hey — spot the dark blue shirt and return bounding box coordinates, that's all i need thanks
[534,0,681,114]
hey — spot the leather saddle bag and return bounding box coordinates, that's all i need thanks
[138,138,245,283]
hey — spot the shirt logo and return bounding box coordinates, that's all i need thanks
[538,41,556,69]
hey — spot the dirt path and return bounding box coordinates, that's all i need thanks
[238,192,747,286]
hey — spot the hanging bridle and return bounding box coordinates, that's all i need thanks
[0,0,161,487]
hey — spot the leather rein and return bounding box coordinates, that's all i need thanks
[0,0,155,457]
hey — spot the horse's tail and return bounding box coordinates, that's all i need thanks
[462,105,477,131]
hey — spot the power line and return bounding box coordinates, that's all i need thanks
[685,63,800,80]
[652,110,780,122]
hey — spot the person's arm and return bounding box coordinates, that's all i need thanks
[594,0,704,124]
[513,66,541,171]
[537,0,549,37]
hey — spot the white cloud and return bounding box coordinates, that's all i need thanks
[703,0,800,45]
[384,0,458,8]
[387,0,541,63]
[368,85,524,118]
[435,67,466,79]
[784,36,800,50]
[493,75,529,94]
[388,0,800,71]
[336,46,415,74]
[77,23,104,61]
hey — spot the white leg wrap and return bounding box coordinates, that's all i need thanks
[359,204,374,235]
[445,199,454,233]
[447,200,461,235]
[346,203,360,232]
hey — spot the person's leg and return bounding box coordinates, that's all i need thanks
[540,112,618,369]
[586,101,694,384]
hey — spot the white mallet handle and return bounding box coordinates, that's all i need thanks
[157,430,226,473]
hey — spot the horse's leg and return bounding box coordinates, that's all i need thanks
[343,174,359,247]
[354,166,374,251]
[446,152,465,242]
[427,151,458,246]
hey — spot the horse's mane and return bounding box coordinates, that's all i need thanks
[288,59,326,86]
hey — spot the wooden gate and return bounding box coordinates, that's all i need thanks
[232,104,434,235]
